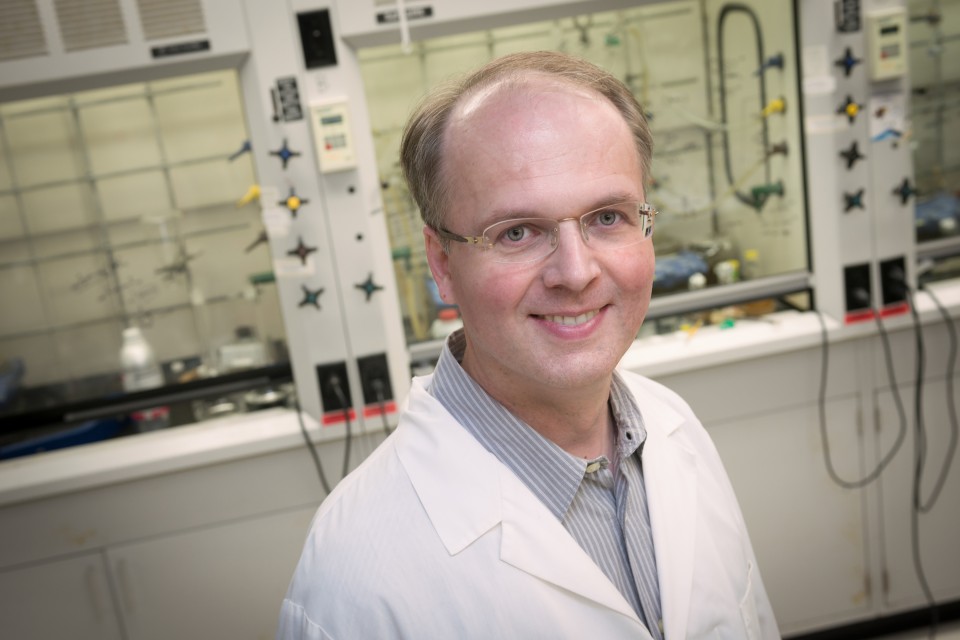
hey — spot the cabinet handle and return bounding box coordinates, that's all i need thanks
[115,558,137,613]
[84,565,105,622]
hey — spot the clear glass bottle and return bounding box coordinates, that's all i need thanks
[120,327,169,431]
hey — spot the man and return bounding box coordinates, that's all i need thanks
[278,51,779,639]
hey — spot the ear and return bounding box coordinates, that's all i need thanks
[423,226,457,305]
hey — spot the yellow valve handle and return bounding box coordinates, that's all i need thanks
[237,184,261,207]
[761,97,786,118]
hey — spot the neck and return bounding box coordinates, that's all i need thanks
[478,369,615,460]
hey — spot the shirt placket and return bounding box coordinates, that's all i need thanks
[617,457,664,640]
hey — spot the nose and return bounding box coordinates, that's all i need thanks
[541,219,601,290]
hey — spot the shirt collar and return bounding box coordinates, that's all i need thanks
[429,329,648,522]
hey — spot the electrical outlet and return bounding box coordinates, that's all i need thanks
[844,263,872,313]
[357,353,394,405]
[879,256,908,307]
[315,361,351,412]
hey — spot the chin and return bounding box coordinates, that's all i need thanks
[535,350,621,389]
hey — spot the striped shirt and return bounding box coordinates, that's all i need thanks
[429,330,663,638]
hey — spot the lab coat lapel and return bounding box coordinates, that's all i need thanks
[635,382,698,640]
[498,465,648,628]
[395,377,502,554]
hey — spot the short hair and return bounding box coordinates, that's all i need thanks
[399,50,653,233]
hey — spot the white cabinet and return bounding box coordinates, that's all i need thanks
[650,315,960,635]
[876,375,960,612]
[708,397,873,635]
[0,552,123,640]
[0,506,315,640]
[108,506,315,640]
[0,423,327,640]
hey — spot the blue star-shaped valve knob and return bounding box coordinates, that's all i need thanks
[229,140,252,161]
[279,187,309,217]
[355,273,384,301]
[844,189,865,212]
[834,47,861,77]
[893,178,917,205]
[287,236,317,265]
[839,141,865,169]
[755,53,785,75]
[299,284,324,309]
[270,139,301,169]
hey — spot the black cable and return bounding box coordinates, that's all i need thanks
[330,377,352,479]
[717,3,772,208]
[903,288,938,638]
[905,289,930,508]
[916,284,959,512]
[293,395,332,495]
[814,311,908,488]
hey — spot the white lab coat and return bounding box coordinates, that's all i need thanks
[278,370,780,639]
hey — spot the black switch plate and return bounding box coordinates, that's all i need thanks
[298,9,337,69]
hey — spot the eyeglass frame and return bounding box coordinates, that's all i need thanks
[433,201,658,263]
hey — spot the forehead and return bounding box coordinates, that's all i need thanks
[439,76,642,211]
[447,74,610,140]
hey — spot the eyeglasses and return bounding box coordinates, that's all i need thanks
[436,201,657,264]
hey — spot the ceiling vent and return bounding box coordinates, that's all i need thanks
[54,0,128,52]
[0,0,48,62]
[137,0,206,41]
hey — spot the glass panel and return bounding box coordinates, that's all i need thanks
[909,0,960,243]
[0,69,289,432]
[358,0,810,347]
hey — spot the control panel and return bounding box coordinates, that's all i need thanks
[865,8,908,81]
[801,0,914,324]
[310,100,358,173]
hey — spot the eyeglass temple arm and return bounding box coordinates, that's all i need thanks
[436,227,484,245]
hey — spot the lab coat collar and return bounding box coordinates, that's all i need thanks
[396,372,693,634]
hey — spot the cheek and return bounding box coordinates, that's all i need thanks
[614,246,655,289]
[450,263,531,320]
[611,249,656,321]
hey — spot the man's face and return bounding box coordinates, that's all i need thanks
[424,78,655,401]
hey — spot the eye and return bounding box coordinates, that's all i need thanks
[493,220,545,246]
[503,225,529,242]
[596,209,621,226]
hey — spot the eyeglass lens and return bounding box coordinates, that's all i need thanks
[484,202,653,263]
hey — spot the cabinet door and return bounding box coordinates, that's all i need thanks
[708,396,873,635]
[877,376,960,611]
[0,552,123,640]
[108,505,315,640]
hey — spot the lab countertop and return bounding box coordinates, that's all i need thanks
[0,407,318,508]
[1,279,958,509]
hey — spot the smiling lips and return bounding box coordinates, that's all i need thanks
[539,308,601,326]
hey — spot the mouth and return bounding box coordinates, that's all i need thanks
[536,308,601,326]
